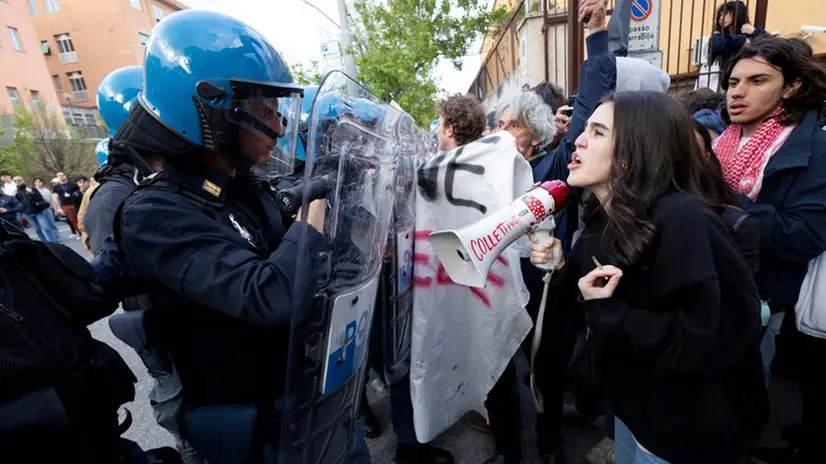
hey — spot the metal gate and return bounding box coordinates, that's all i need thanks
[468,0,770,102]
[568,0,769,95]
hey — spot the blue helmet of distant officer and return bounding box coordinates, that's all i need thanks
[95,65,143,166]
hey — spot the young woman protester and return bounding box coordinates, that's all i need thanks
[529,91,769,464]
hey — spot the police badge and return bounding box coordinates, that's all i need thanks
[229,213,257,249]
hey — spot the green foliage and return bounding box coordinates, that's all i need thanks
[351,0,508,126]
[291,60,325,86]
[0,105,97,180]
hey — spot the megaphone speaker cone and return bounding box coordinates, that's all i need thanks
[429,181,572,289]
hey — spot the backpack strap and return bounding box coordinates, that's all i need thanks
[112,172,222,252]
[89,173,137,205]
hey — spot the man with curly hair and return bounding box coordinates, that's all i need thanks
[435,94,486,151]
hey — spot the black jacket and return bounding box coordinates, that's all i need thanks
[15,187,50,215]
[84,165,138,256]
[555,192,768,464]
[115,164,326,409]
[731,110,826,310]
[0,194,21,223]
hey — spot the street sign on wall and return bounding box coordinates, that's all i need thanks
[320,40,343,73]
[628,0,662,53]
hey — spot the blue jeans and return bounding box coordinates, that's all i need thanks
[759,311,785,385]
[25,210,60,242]
[614,417,670,464]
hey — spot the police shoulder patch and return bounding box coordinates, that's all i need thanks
[202,179,222,197]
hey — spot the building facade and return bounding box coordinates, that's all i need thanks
[0,0,62,143]
[29,0,185,136]
[470,0,826,108]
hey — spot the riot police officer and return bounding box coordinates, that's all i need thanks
[106,10,367,464]
[85,65,203,461]
[84,65,160,257]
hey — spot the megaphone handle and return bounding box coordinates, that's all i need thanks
[530,268,554,413]
[531,228,554,271]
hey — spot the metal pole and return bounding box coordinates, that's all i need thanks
[336,0,359,81]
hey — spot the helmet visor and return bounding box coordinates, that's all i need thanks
[223,79,302,176]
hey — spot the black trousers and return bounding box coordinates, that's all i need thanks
[486,271,572,459]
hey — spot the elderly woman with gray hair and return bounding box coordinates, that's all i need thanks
[497,91,558,164]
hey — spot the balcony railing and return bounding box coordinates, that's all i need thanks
[59,51,78,64]
[71,124,107,139]
[70,90,90,101]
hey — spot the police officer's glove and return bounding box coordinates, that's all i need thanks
[274,174,333,216]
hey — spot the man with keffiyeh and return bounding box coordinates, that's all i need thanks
[718,36,826,464]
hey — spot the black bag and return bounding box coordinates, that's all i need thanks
[0,218,140,463]
[565,326,600,389]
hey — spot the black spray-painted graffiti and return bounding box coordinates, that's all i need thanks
[417,136,500,214]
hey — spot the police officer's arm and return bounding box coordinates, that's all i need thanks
[119,194,327,327]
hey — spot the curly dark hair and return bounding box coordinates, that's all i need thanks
[682,88,725,115]
[722,36,826,125]
[531,82,567,113]
[436,94,486,146]
[585,91,728,266]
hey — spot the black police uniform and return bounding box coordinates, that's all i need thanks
[85,165,138,256]
[115,162,327,462]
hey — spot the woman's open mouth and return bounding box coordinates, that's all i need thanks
[568,152,582,170]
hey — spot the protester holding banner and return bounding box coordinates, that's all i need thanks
[359,93,483,464]
[497,92,557,164]
[529,90,768,464]
[435,94,487,153]
[484,90,560,464]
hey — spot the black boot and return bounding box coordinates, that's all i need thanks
[395,443,454,464]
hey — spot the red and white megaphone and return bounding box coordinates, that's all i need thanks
[428,180,571,288]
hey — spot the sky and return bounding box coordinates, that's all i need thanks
[180,0,485,95]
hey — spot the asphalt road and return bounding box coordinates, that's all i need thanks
[37,220,799,464]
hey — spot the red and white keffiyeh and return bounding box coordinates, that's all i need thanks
[715,107,790,200]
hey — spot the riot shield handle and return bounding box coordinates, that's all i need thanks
[274,174,334,215]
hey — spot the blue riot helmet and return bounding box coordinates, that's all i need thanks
[349,98,383,126]
[275,84,318,163]
[97,66,143,137]
[139,10,303,173]
[306,92,385,165]
[95,138,110,166]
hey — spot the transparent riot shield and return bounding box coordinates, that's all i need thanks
[278,71,400,464]
[373,122,428,385]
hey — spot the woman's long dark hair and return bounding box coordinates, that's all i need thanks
[714,1,749,35]
[585,91,729,266]
[709,1,750,64]
[693,120,737,204]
